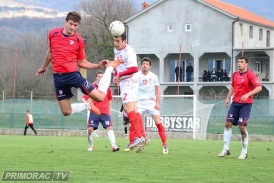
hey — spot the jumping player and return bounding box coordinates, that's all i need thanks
[36,11,123,116]
[136,57,168,154]
[82,71,119,152]
[110,32,145,153]
[218,56,262,159]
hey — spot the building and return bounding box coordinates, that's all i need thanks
[124,0,274,99]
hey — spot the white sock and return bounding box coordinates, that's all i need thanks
[71,103,89,114]
[241,130,248,154]
[98,66,113,94]
[223,128,232,150]
[87,129,93,146]
[107,130,116,146]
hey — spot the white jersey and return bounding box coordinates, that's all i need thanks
[136,70,159,101]
[114,44,137,80]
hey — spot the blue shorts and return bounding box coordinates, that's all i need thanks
[226,102,252,126]
[87,113,112,130]
[53,71,94,101]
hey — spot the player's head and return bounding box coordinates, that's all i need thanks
[237,56,248,71]
[64,11,81,35]
[95,70,104,83]
[141,57,151,73]
[113,32,126,50]
[26,110,29,113]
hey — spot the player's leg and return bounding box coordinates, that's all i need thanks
[29,124,37,135]
[101,114,119,152]
[219,102,238,157]
[87,127,95,151]
[54,73,91,116]
[124,102,142,140]
[87,60,124,102]
[238,104,252,159]
[121,77,145,151]
[87,114,99,152]
[24,125,28,135]
[123,116,129,137]
[137,103,149,144]
[136,112,146,140]
[153,115,168,153]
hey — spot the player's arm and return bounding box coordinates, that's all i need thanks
[225,86,234,108]
[155,85,161,110]
[77,59,106,69]
[36,48,52,76]
[241,85,262,102]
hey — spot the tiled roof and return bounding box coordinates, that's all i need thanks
[204,0,274,27]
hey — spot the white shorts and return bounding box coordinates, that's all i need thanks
[138,99,160,116]
[119,74,138,104]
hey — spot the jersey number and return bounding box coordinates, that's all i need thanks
[142,80,147,85]
[123,93,127,100]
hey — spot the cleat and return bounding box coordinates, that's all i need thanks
[106,59,125,69]
[145,138,150,145]
[87,145,93,152]
[218,149,230,157]
[112,146,120,152]
[90,105,101,116]
[127,137,144,150]
[135,138,146,153]
[124,144,134,152]
[238,153,248,160]
[163,146,169,154]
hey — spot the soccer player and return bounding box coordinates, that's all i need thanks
[24,110,37,136]
[82,71,119,152]
[109,32,145,152]
[35,11,123,117]
[218,56,262,159]
[136,57,168,154]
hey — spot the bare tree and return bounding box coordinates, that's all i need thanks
[79,0,138,62]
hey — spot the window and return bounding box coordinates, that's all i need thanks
[167,24,174,32]
[239,23,243,36]
[249,26,253,38]
[255,61,262,73]
[185,24,191,31]
[266,30,270,47]
[259,28,263,41]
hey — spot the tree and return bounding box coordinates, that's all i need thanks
[79,0,138,62]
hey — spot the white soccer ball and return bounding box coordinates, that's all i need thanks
[109,21,125,37]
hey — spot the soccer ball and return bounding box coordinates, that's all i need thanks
[109,21,125,37]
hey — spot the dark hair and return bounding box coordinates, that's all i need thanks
[238,56,248,63]
[114,32,127,41]
[66,11,81,23]
[141,57,151,66]
[96,70,104,76]
[26,110,29,112]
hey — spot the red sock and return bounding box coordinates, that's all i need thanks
[136,113,146,139]
[157,123,167,146]
[127,111,141,142]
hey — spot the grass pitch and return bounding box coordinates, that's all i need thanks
[0,135,273,183]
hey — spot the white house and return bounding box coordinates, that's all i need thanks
[124,0,274,99]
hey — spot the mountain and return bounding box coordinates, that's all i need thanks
[12,0,80,12]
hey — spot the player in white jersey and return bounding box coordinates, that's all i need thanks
[111,32,145,152]
[136,57,168,154]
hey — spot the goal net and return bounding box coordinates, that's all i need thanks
[144,95,214,140]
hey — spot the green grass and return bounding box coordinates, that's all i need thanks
[0,135,274,183]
